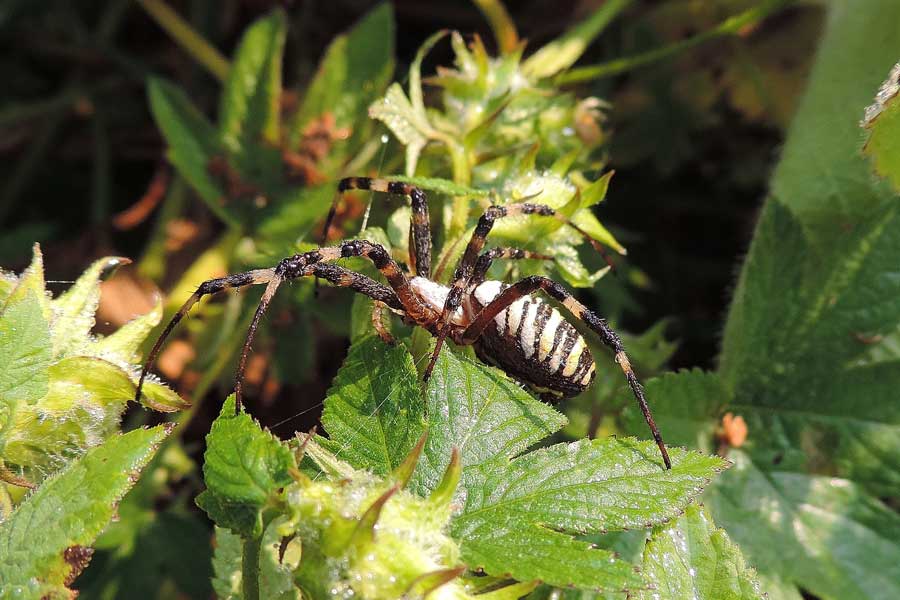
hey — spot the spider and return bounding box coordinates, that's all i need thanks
[135,177,671,469]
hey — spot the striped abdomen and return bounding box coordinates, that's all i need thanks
[468,280,596,399]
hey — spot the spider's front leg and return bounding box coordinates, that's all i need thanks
[135,245,413,413]
[326,177,433,277]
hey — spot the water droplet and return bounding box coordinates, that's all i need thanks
[380,134,389,144]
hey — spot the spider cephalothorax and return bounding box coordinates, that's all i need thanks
[135,177,671,469]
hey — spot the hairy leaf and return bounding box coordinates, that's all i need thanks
[409,345,566,498]
[451,438,726,590]
[0,425,170,592]
[0,289,51,412]
[320,336,424,475]
[637,504,763,600]
[50,256,127,358]
[197,396,296,537]
[369,83,431,175]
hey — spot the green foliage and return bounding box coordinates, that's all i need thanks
[319,336,424,475]
[290,3,395,176]
[197,396,296,538]
[0,425,170,598]
[148,6,395,256]
[74,443,213,599]
[0,246,186,488]
[636,504,763,600]
[194,336,727,597]
[719,0,900,492]
[451,438,724,591]
[368,25,623,286]
[705,451,900,599]
[12,0,898,597]
[626,2,900,599]
[219,9,286,150]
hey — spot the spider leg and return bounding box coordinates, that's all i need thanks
[460,275,671,470]
[423,202,609,381]
[233,262,406,409]
[134,269,277,410]
[324,177,432,277]
[137,244,419,413]
[370,301,396,345]
[469,247,553,287]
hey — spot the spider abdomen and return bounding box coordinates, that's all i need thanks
[469,280,596,399]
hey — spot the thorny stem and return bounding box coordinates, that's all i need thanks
[136,0,230,82]
[555,0,790,85]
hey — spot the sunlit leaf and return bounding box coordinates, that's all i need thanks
[0,425,170,594]
[196,396,296,537]
[636,504,764,600]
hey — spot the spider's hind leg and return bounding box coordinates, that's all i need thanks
[461,275,672,470]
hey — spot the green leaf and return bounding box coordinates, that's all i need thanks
[319,336,425,475]
[0,289,51,409]
[220,9,286,150]
[0,425,170,592]
[862,62,900,192]
[3,244,49,319]
[369,83,432,176]
[254,184,335,256]
[409,346,567,497]
[292,3,394,140]
[147,77,234,226]
[637,504,763,600]
[196,396,296,537]
[706,451,900,600]
[522,0,631,79]
[450,438,726,591]
[2,357,135,475]
[718,0,900,495]
[621,370,727,454]
[50,256,128,358]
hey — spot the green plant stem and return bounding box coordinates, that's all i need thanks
[447,143,472,241]
[471,0,519,54]
[241,533,263,600]
[555,0,791,85]
[135,0,229,82]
